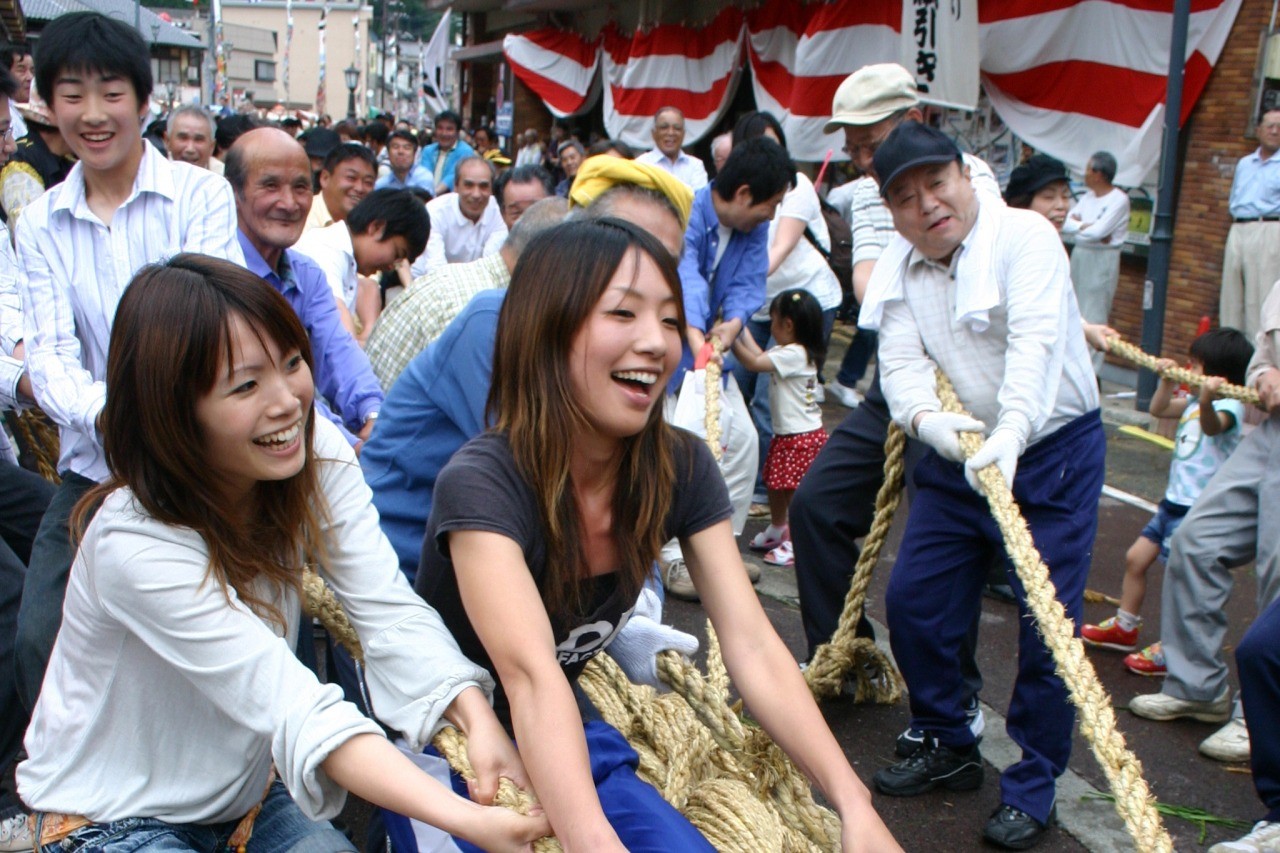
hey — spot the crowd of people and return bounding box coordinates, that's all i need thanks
[0,9,1277,853]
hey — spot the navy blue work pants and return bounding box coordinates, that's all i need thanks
[886,411,1105,825]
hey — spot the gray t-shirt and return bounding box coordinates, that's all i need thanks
[417,429,731,726]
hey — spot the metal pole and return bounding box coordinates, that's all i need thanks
[1136,0,1191,411]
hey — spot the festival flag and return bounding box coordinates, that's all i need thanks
[421,10,452,117]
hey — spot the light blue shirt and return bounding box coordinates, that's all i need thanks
[1228,149,1280,219]
[376,163,435,194]
[1166,398,1245,507]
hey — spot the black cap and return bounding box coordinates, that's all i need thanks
[301,127,340,159]
[873,121,962,197]
[1003,154,1069,205]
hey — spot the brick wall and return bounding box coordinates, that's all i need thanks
[1108,0,1269,364]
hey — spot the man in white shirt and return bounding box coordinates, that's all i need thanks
[864,121,1102,851]
[13,11,243,712]
[164,104,220,173]
[411,156,506,278]
[636,107,708,190]
[1061,150,1130,372]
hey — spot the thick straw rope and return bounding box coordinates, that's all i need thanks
[9,409,61,484]
[300,570,563,850]
[1105,337,1261,407]
[703,338,724,460]
[803,422,905,703]
[935,370,1173,853]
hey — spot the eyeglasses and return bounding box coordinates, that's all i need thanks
[0,127,12,141]
[842,123,896,159]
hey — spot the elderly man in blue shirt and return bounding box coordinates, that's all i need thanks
[660,136,794,600]
[227,126,383,447]
[1221,108,1280,339]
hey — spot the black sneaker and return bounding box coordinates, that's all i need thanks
[895,697,985,757]
[983,804,1054,850]
[873,736,984,796]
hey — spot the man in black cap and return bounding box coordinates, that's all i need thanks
[863,121,1103,851]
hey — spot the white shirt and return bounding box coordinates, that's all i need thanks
[16,144,243,483]
[756,172,842,321]
[8,101,26,142]
[0,221,24,462]
[1062,186,1130,248]
[636,148,709,190]
[768,343,822,434]
[878,200,1098,449]
[412,194,506,279]
[294,221,358,312]
[19,417,493,825]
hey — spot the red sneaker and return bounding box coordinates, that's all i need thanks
[1124,642,1167,676]
[1081,617,1139,652]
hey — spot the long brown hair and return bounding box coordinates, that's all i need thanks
[73,254,327,625]
[488,218,688,617]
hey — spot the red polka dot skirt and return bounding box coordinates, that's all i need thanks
[763,427,828,491]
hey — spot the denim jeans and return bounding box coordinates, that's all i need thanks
[42,780,355,852]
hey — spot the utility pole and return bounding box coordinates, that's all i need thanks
[1137,0,1191,411]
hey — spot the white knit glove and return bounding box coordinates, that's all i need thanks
[607,586,699,689]
[915,412,986,462]
[964,428,1024,494]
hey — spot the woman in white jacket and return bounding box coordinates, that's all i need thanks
[18,255,547,853]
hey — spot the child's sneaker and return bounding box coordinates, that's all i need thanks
[749,525,787,552]
[763,540,794,567]
[1124,642,1167,676]
[1081,616,1139,652]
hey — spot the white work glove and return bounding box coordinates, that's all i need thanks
[964,428,1024,494]
[607,586,699,689]
[915,412,986,463]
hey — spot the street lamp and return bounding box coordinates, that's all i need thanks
[344,64,359,120]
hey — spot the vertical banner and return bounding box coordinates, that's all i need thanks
[353,14,362,117]
[902,0,979,111]
[283,0,293,107]
[417,39,427,122]
[316,1,328,115]
[421,11,452,117]
[387,28,398,116]
[211,0,227,106]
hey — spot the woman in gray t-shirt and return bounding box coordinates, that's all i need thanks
[422,218,900,852]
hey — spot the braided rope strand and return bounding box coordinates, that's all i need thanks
[300,569,561,849]
[804,423,906,703]
[1106,337,1261,407]
[934,371,1173,853]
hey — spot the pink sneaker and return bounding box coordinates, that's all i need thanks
[764,540,794,567]
[749,525,787,552]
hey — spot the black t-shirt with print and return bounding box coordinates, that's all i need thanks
[416,429,731,728]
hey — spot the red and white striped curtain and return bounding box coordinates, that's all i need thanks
[980,0,1242,186]
[502,0,1243,183]
[503,29,601,118]
[601,7,746,150]
[747,1,900,164]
